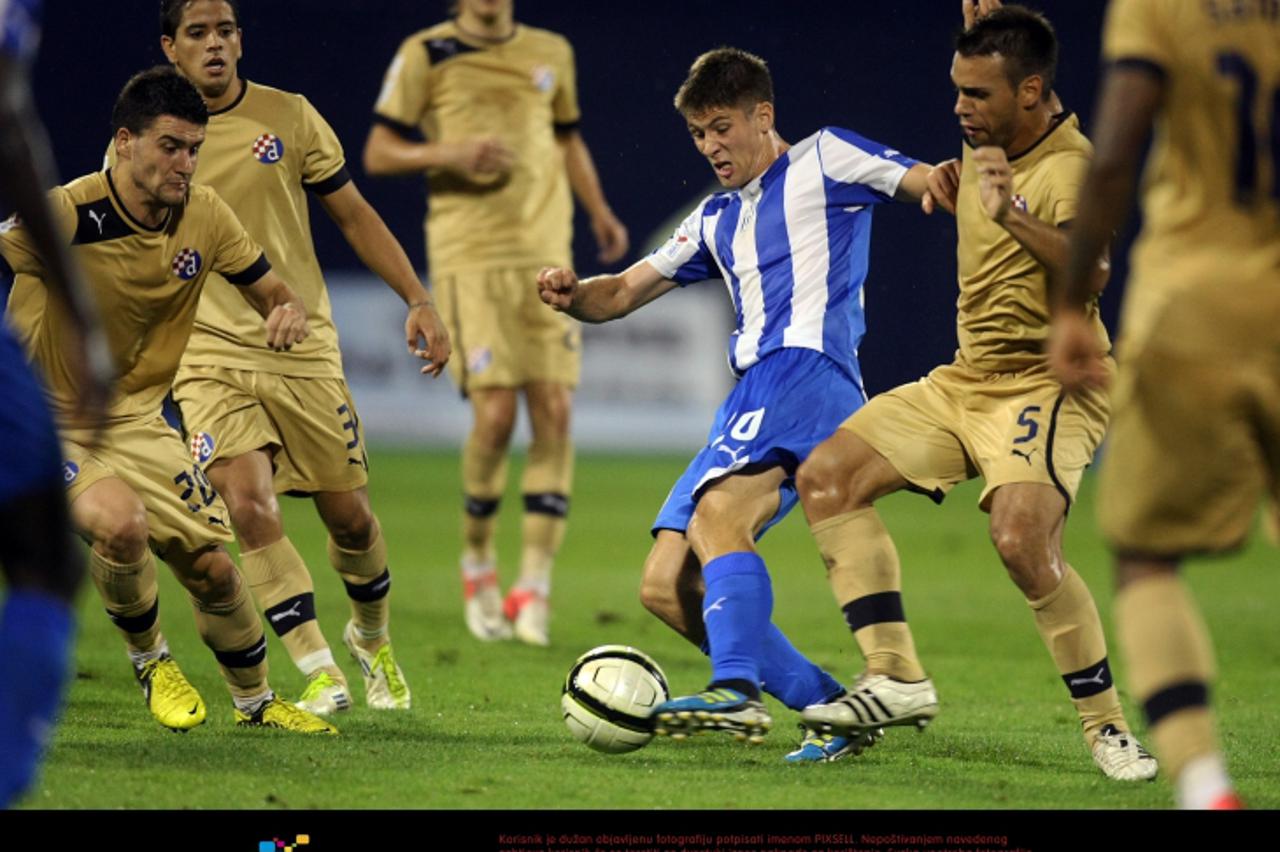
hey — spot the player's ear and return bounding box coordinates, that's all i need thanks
[1018,74,1044,109]
[752,101,775,133]
[114,128,133,162]
[160,35,177,65]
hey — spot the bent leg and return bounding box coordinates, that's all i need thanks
[460,387,516,640]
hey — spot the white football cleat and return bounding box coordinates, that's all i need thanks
[462,564,512,641]
[294,671,352,716]
[801,672,939,736]
[342,621,411,710]
[503,587,549,647]
[1092,724,1158,781]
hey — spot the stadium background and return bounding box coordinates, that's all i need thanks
[32,0,1118,448]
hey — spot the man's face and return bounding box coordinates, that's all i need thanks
[162,0,242,100]
[951,52,1022,150]
[685,103,773,189]
[458,0,512,23]
[119,116,206,208]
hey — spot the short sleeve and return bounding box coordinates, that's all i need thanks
[373,35,432,138]
[646,197,720,286]
[0,186,74,278]
[817,128,918,205]
[299,97,351,195]
[552,38,581,132]
[1102,0,1173,75]
[208,192,270,285]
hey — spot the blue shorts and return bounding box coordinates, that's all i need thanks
[0,325,62,504]
[652,348,866,537]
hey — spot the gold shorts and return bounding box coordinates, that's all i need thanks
[844,359,1110,510]
[172,366,370,495]
[1100,343,1280,556]
[62,415,233,558]
[433,265,582,392]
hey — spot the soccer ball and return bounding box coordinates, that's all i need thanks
[561,644,669,754]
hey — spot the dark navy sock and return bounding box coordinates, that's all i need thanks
[0,591,75,807]
[701,552,772,688]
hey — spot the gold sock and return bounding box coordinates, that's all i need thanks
[189,575,269,702]
[241,536,342,682]
[462,432,509,563]
[89,548,163,654]
[1115,573,1219,780]
[329,528,391,645]
[811,508,926,682]
[1028,567,1126,743]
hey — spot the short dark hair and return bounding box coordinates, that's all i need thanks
[111,66,209,135]
[674,47,774,116]
[955,5,1057,99]
[159,0,241,39]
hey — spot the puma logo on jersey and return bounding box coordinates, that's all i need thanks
[88,209,107,234]
[1011,447,1037,465]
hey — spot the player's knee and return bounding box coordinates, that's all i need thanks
[181,550,239,603]
[797,442,859,515]
[223,488,283,547]
[96,505,150,563]
[530,390,572,441]
[472,402,517,450]
[327,507,376,551]
[687,495,749,562]
[989,521,1045,589]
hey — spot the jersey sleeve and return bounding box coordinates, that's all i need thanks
[646,197,720,286]
[299,96,351,195]
[817,127,919,205]
[372,34,432,139]
[552,37,581,132]
[0,185,74,278]
[207,192,270,285]
[1102,0,1173,75]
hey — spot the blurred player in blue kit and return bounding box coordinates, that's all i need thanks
[0,0,111,807]
[538,47,933,759]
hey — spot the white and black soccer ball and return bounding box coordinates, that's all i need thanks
[561,644,669,754]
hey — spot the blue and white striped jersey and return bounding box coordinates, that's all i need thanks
[647,126,916,384]
[0,0,40,64]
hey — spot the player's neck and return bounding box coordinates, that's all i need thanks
[1005,106,1055,159]
[112,168,172,230]
[204,76,244,114]
[743,133,789,186]
[455,11,516,42]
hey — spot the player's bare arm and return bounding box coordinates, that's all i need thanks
[1051,65,1164,394]
[0,56,112,426]
[537,261,677,323]
[893,162,934,205]
[973,145,1075,272]
[362,124,515,179]
[921,158,961,215]
[557,129,629,263]
[235,270,310,350]
[317,180,451,376]
[962,0,1004,30]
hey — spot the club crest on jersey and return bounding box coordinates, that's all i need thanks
[530,64,555,93]
[63,462,80,484]
[252,133,285,164]
[1012,194,1029,213]
[190,431,216,464]
[171,248,203,280]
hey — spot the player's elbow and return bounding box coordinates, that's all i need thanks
[362,138,392,177]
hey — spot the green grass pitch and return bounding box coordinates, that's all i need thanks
[19,449,1280,809]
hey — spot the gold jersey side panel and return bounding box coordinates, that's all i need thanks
[955,115,1110,372]
[1,173,265,425]
[374,22,579,274]
[105,82,347,377]
[1103,0,1280,356]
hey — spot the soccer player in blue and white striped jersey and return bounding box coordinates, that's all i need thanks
[537,47,932,758]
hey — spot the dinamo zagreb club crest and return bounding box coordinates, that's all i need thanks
[252,133,284,164]
[191,431,216,464]
[171,248,203,280]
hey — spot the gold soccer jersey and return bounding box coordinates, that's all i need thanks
[374,21,579,274]
[1,171,267,427]
[955,115,1110,372]
[1103,0,1280,357]
[106,82,349,377]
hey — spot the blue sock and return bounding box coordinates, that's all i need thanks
[698,626,842,709]
[702,552,773,691]
[758,625,845,710]
[0,591,75,808]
